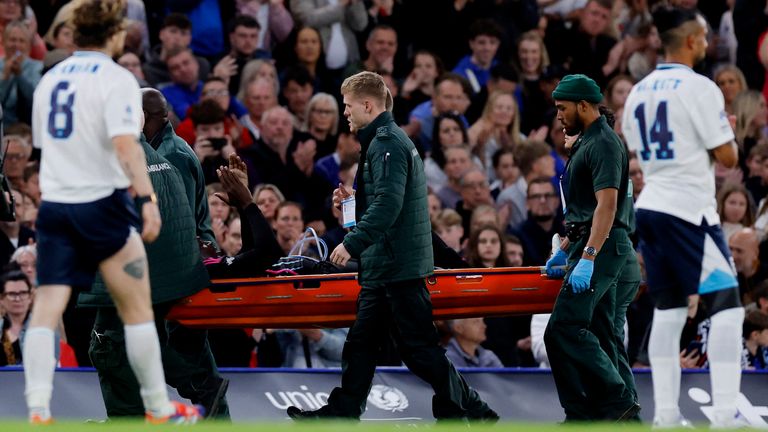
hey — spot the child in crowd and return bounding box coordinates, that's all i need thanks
[717,183,755,240]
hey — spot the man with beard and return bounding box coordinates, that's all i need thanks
[621,6,745,428]
[510,177,564,266]
[543,73,640,421]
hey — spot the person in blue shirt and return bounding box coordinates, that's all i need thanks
[742,310,768,370]
[403,73,472,154]
[160,47,203,120]
[170,0,224,59]
[314,124,360,189]
[452,19,503,95]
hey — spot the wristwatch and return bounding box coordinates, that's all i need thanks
[135,193,157,207]
[583,246,598,257]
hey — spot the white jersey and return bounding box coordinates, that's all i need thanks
[621,63,734,225]
[32,51,141,203]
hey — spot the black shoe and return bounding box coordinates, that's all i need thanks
[287,406,310,420]
[472,408,500,424]
[287,405,329,420]
[287,405,357,421]
[197,377,229,419]
[613,403,641,422]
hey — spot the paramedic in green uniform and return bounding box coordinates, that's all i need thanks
[285,71,497,422]
[543,74,640,421]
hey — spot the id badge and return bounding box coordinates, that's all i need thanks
[559,176,567,215]
[342,197,356,228]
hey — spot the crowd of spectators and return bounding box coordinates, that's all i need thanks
[0,0,767,372]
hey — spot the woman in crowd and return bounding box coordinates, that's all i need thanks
[273,201,305,255]
[490,148,519,200]
[302,92,339,158]
[604,75,634,113]
[0,269,33,366]
[278,26,336,94]
[717,182,756,241]
[253,183,285,228]
[207,183,233,247]
[715,64,748,115]
[400,50,443,116]
[44,21,74,53]
[516,30,549,134]
[729,90,768,184]
[237,59,280,103]
[424,113,471,191]
[517,31,549,83]
[465,224,509,269]
[11,244,35,288]
[468,91,523,181]
[734,90,768,156]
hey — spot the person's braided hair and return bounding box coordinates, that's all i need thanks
[598,105,615,129]
[72,0,126,48]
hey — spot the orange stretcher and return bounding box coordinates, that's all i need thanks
[167,267,561,329]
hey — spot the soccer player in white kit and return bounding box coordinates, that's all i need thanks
[23,0,200,424]
[621,6,745,428]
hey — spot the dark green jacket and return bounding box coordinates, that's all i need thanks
[343,111,433,284]
[562,116,634,232]
[78,139,210,307]
[147,122,216,245]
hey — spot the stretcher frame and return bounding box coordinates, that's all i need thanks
[167,267,561,328]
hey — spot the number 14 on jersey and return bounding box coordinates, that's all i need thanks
[633,101,675,161]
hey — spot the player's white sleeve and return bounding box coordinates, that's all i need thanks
[689,81,734,150]
[621,96,641,154]
[103,73,141,139]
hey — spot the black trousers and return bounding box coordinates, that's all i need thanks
[89,303,229,419]
[325,278,492,419]
[544,230,638,420]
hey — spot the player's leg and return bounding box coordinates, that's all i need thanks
[290,284,390,419]
[24,201,78,423]
[648,305,688,424]
[700,222,744,427]
[637,209,695,426]
[387,278,497,421]
[705,294,744,427]
[89,307,146,417]
[98,233,196,421]
[545,231,634,420]
[614,250,642,407]
[163,317,230,419]
[588,276,630,418]
[24,284,71,423]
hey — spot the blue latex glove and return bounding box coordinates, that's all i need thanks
[545,249,567,278]
[568,259,594,293]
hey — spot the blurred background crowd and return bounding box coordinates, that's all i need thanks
[0,0,767,373]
